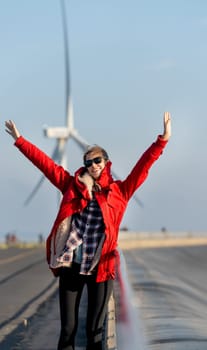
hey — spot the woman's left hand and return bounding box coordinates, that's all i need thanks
[162,112,171,141]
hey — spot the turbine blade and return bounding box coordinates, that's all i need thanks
[71,129,90,151]
[24,176,45,206]
[66,95,74,130]
[60,0,72,129]
[24,144,60,206]
[132,193,144,208]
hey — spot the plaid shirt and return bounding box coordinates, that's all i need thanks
[57,199,105,274]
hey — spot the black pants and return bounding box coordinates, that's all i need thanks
[57,264,113,350]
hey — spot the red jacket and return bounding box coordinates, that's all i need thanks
[15,135,168,282]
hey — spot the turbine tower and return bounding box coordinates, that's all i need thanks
[24,0,143,208]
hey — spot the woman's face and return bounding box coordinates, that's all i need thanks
[85,152,107,179]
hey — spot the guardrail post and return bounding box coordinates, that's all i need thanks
[103,290,117,350]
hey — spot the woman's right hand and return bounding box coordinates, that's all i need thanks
[5,120,21,141]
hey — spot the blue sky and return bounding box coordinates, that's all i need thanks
[1,0,207,241]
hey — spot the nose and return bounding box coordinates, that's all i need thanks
[91,161,98,167]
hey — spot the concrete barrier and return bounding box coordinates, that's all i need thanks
[118,231,207,249]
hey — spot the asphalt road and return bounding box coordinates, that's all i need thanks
[0,246,115,350]
[122,245,207,350]
[0,246,58,347]
[1,243,207,350]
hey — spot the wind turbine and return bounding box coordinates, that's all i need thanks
[24,0,143,208]
[24,0,89,206]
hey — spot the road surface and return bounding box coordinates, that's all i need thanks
[121,244,207,350]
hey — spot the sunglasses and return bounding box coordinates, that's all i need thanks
[84,156,104,168]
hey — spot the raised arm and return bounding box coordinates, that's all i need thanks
[5,120,71,193]
[120,112,172,201]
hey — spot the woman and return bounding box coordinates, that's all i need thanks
[5,112,171,350]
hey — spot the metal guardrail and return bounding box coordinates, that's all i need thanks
[115,249,146,350]
[104,292,117,349]
[105,248,147,350]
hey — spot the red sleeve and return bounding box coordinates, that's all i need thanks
[120,135,168,201]
[15,136,71,193]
